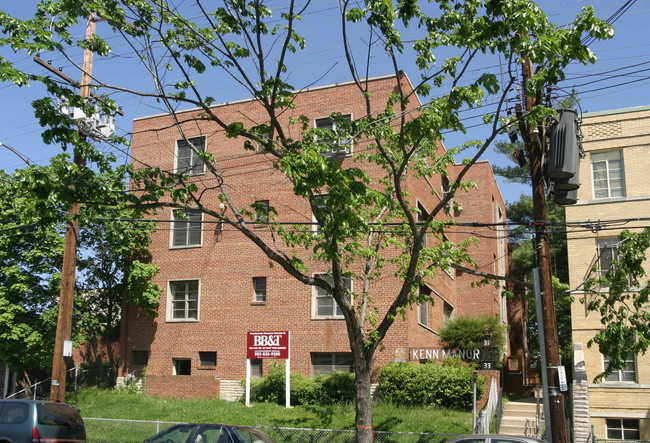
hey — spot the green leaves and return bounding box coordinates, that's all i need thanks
[0,150,161,371]
[583,228,650,382]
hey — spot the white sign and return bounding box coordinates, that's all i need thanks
[63,340,73,357]
[558,366,568,391]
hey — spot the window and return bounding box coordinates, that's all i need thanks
[596,238,632,286]
[132,350,149,366]
[312,194,328,235]
[441,176,452,213]
[312,273,351,319]
[444,301,454,326]
[592,150,625,198]
[311,353,353,375]
[171,209,202,248]
[418,285,431,327]
[0,402,28,424]
[597,238,619,278]
[417,201,429,247]
[253,277,267,303]
[199,351,217,368]
[443,234,454,278]
[173,358,191,375]
[169,280,199,321]
[604,353,636,382]
[253,200,269,224]
[606,419,640,440]
[250,359,263,378]
[314,114,352,156]
[176,136,206,175]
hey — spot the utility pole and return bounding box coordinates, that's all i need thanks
[518,56,567,443]
[49,13,96,403]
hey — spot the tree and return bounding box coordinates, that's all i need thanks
[493,136,574,363]
[583,228,650,382]
[0,154,160,384]
[0,1,612,440]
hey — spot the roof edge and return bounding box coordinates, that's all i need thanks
[582,104,650,119]
[134,73,413,122]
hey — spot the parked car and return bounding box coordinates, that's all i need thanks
[0,399,87,443]
[448,435,546,443]
[144,423,276,443]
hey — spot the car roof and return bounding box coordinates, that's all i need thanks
[448,434,547,443]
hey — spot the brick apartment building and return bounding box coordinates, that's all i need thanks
[118,74,508,399]
[567,105,650,442]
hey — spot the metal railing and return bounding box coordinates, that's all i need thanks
[5,367,79,400]
[476,377,499,434]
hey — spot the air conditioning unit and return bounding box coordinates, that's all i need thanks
[322,145,351,158]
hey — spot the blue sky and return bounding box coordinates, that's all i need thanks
[1,0,649,204]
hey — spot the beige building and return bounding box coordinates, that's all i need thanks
[567,106,650,442]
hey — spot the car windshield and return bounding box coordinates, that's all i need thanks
[148,424,196,443]
[231,428,275,443]
[38,403,84,427]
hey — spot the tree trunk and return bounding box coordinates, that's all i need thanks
[88,327,105,385]
[350,330,374,443]
[105,299,117,387]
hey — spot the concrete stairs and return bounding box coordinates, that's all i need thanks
[499,397,544,437]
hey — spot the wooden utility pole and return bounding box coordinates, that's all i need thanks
[519,56,567,443]
[50,13,96,403]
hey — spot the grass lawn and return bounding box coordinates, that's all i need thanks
[66,387,472,441]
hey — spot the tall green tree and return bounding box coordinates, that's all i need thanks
[584,228,650,382]
[0,1,612,440]
[493,138,573,363]
[0,154,160,383]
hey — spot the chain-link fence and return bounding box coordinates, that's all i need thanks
[84,417,459,442]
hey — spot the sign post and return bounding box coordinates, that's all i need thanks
[246,331,290,407]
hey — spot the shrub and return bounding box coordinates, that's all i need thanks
[317,371,355,404]
[439,314,506,352]
[377,359,485,410]
[248,365,355,406]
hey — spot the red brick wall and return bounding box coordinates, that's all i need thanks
[119,74,508,398]
[450,161,508,321]
[146,374,220,399]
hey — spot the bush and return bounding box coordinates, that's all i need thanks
[248,365,355,406]
[439,314,506,352]
[377,359,485,410]
[317,371,355,404]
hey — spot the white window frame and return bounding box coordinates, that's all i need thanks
[597,238,619,278]
[312,273,351,319]
[443,301,454,326]
[595,238,633,287]
[312,194,328,235]
[418,285,431,327]
[175,135,206,176]
[591,150,625,199]
[314,114,353,157]
[253,277,267,303]
[603,353,637,383]
[441,176,453,215]
[311,352,353,375]
[170,209,203,248]
[167,279,200,322]
[606,418,640,440]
